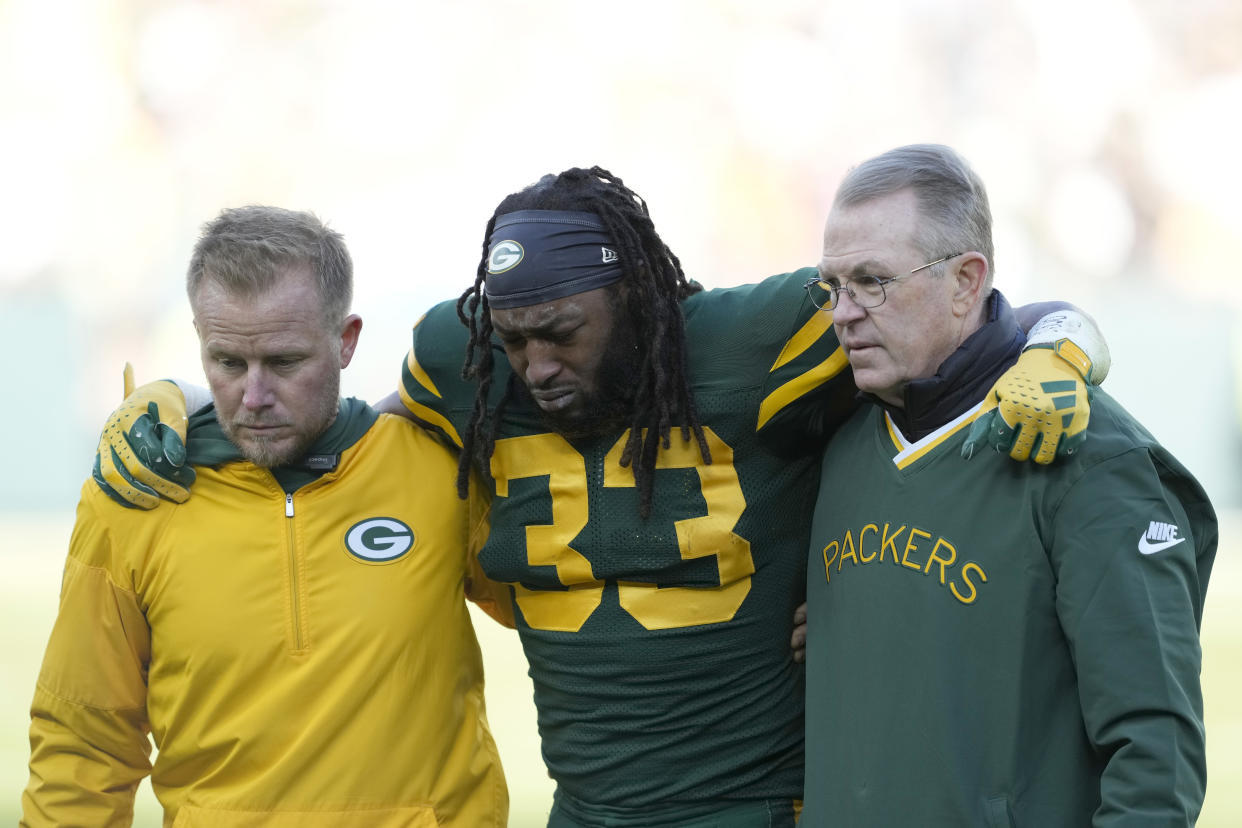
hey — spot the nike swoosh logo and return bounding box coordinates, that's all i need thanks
[1138,535,1186,555]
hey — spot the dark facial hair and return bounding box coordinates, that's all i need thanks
[529,310,640,439]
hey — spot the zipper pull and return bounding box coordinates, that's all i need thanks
[285,493,294,517]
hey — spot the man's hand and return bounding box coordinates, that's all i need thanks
[962,341,1093,464]
[791,603,807,664]
[93,377,195,509]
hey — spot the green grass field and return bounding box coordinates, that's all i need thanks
[4,512,1238,826]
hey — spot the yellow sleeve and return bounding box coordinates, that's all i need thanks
[461,472,515,629]
[22,488,154,827]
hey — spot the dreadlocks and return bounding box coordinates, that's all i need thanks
[455,166,708,518]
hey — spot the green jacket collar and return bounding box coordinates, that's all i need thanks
[186,398,379,492]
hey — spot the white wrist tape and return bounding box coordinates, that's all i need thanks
[1024,310,1111,385]
[170,379,215,415]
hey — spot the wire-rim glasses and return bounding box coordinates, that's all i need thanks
[803,253,963,311]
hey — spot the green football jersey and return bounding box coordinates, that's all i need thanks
[802,393,1215,826]
[400,270,855,807]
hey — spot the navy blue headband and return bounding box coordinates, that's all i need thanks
[484,210,623,309]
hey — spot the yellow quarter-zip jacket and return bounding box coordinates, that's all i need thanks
[23,410,509,827]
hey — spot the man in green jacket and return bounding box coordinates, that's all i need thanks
[801,144,1216,826]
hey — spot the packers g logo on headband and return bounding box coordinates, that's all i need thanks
[488,240,524,274]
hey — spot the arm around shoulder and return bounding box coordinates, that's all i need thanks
[966,301,1112,464]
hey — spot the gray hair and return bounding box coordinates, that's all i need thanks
[834,144,994,286]
[187,206,353,326]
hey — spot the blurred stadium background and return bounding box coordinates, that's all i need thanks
[2,0,1238,824]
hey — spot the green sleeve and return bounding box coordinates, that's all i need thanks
[397,300,475,449]
[1049,448,1215,825]
[748,268,858,452]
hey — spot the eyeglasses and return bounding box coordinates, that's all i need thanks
[803,253,963,311]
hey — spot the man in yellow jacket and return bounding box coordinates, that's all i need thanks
[21,206,509,827]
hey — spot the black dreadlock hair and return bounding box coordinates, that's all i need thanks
[455,166,708,518]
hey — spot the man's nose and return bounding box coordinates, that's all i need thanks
[523,341,562,387]
[832,288,867,323]
[242,368,275,409]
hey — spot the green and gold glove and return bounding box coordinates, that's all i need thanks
[962,338,1094,465]
[92,371,195,509]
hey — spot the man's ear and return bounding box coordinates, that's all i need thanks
[338,314,363,368]
[952,253,989,318]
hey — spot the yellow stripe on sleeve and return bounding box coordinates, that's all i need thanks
[770,310,834,372]
[397,383,464,449]
[406,346,441,400]
[756,347,850,431]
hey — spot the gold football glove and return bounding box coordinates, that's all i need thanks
[961,340,1093,465]
[92,368,195,509]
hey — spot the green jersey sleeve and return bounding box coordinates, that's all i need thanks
[683,267,858,454]
[397,300,476,449]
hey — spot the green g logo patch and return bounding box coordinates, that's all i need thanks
[344,518,415,563]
